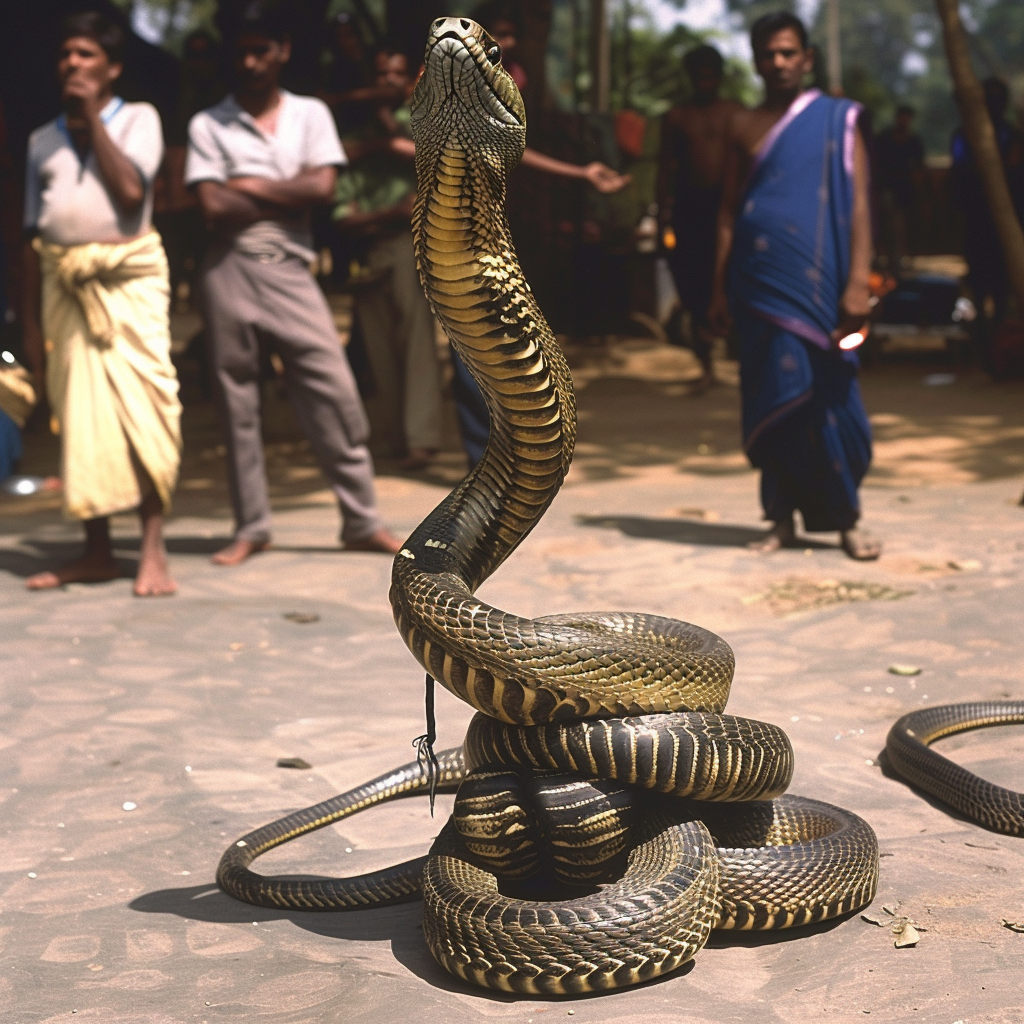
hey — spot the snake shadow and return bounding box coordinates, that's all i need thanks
[129,879,697,1002]
[129,877,857,998]
[874,746,983,831]
[576,515,834,550]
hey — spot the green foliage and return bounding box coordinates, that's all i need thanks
[723,0,1022,156]
[111,0,219,54]
[545,0,758,117]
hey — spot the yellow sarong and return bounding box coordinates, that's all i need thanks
[35,231,182,520]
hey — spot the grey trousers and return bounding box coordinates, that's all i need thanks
[200,247,384,545]
[354,230,443,454]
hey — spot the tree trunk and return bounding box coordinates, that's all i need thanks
[934,0,1024,317]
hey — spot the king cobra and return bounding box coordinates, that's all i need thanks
[216,18,879,994]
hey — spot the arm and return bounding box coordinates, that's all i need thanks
[226,166,338,210]
[520,147,630,194]
[334,194,414,236]
[836,127,873,340]
[70,91,146,213]
[342,134,416,163]
[655,111,679,226]
[193,179,267,232]
[708,118,743,336]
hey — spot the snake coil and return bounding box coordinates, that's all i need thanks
[217,17,879,994]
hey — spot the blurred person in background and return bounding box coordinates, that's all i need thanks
[0,95,26,484]
[951,77,1024,330]
[875,104,924,272]
[333,45,443,471]
[657,44,743,387]
[161,30,224,309]
[22,11,181,595]
[709,12,879,561]
[317,12,382,136]
[186,1,401,566]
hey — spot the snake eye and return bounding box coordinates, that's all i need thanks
[486,44,501,65]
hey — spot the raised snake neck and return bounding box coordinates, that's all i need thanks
[391,19,733,729]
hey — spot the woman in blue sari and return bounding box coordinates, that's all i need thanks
[709,12,880,560]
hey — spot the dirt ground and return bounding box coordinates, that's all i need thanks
[1,338,1023,1024]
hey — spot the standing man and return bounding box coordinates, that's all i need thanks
[657,45,743,384]
[186,3,401,564]
[334,46,444,471]
[22,11,181,595]
[951,78,1024,330]
[709,12,880,560]
[875,104,924,271]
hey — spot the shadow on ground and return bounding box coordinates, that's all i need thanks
[577,514,836,551]
[129,881,697,1001]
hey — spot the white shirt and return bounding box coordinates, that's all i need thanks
[185,91,345,250]
[24,98,164,246]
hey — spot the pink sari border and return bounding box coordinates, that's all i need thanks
[844,101,864,178]
[751,88,823,174]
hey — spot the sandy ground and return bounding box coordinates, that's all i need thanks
[1,340,1023,1024]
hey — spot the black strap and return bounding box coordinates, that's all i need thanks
[412,673,440,815]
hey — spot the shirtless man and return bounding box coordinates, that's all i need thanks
[657,45,742,383]
[708,12,880,561]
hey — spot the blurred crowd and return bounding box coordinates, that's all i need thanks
[1,2,1023,595]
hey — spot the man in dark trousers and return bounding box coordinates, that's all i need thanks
[875,104,924,270]
[186,2,401,565]
[657,45,743,385]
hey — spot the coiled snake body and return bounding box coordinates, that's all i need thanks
[217,17,879,994]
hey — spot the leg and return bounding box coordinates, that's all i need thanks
[263,260,400,550]
[748,511,797,553]
[200,250,274,562]
[26,516,120,589]
[354,254,406,457]
[134,490,177,595]
[388,233,443,463]
[450,343,489,468]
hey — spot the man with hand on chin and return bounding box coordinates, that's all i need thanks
[187,1,401,566]
[23,11,181,596]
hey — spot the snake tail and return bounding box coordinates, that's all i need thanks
[886,701,1024,836]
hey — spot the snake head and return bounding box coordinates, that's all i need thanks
[412,17,526,169]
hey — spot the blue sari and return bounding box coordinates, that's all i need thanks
[729,90,872,532]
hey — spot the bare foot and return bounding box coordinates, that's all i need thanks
[749,520,797,553]
[134,552,177,597]
[26,553,120,590]
[211,538,270,566]
[398,448,437,471]
[342,528,404,554]
[841,528,882,561]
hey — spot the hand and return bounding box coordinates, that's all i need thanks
[62,75,104,120]
[708,289,732,338]
[583,162,631,194]
[387,136,416,159]
[833,280,872,345]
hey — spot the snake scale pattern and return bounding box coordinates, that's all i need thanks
[886,702,1024,835]
[216,16,892,995]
